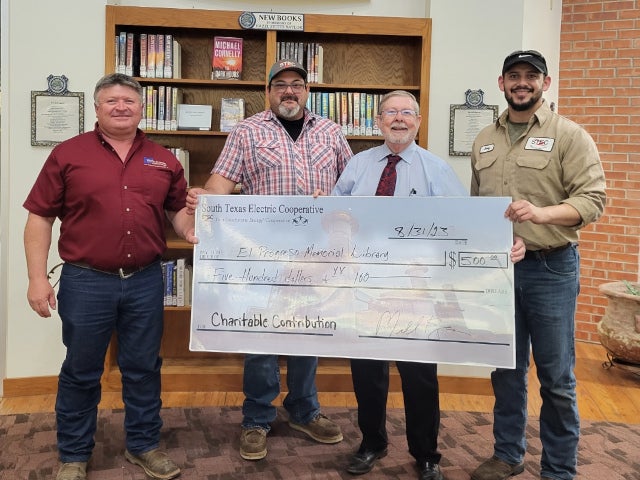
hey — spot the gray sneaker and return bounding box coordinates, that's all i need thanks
[124,448,180,479]
[240,427,268,460]
[56,462,87,480]
[471,456,525,480]
[289,413,343,443]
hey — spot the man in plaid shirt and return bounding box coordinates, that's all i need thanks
[187,59,352,460]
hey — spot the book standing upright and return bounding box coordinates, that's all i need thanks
[211,36,243,80]
[220,98,245,132]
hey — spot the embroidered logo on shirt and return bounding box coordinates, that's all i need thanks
[479,144,495,154]
[524,137,555,152]
[143,157,168,168]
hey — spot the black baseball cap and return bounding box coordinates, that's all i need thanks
[268,59,308,83]
[502,50,548,76]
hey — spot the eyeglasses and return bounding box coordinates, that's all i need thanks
[271,82,307,93]
[380,109,418,118]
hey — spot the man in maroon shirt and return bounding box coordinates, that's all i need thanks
[23,73,195,480]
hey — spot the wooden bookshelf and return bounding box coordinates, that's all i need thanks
[104,5,432,393]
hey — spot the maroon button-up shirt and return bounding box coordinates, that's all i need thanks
[23,125,187,271]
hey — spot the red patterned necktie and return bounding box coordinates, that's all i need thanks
[375,154,402,196]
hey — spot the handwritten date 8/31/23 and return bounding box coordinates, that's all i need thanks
[394,223,449,238]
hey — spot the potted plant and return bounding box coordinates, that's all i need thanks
[598,280,640,365]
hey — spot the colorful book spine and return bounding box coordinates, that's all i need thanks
[309,43,317,83]
[163,260,174,306]
[347,92,354,135]
[125,32,134,76]
[151,88,158,130]
[118,32,127,74]
[172,261,178,306]
[176,258,186,307]
[145,86,154,130]
[164,86,172,131]
[147,34,156,79]
[328,92,336,124]
[372,94,381,136]
[139,87,147,130]
[155,34,165,78]
[163,34,173,79]
[352,92,361,136]
[365,93,374,136]
[139,33,148,78]
[321,92,329,119]
[114,36,120,73]
[170,87,181,131]
[157,86,166,131]
[340,92,348,134]
[360,93,367,136]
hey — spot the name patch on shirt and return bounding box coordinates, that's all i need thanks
[524,137,555,152]
[143,157,168,168]
[479,144,495,154]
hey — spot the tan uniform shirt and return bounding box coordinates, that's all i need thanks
[470,101,606,251]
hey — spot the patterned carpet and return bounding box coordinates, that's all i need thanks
[1,406,638,479]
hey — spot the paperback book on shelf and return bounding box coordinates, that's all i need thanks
[219,97,245,132]
[211,36,243,80]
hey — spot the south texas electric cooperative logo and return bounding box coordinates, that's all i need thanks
[200,201,323,226]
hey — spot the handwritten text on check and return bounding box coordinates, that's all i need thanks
[190,195,515,368]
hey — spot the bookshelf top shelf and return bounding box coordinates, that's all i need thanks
[106,6,430,38]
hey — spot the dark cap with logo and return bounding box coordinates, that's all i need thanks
[502,50,548,76]
[268,59,308,83]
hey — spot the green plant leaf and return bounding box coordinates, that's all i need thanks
[623,280,640,296]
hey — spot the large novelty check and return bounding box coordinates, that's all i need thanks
[190,195,515,368]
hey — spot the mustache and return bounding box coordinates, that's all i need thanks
[280,94,299,102]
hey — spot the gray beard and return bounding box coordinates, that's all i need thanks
[278,103,301,119]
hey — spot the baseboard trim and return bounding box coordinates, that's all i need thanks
[3,372,492,398]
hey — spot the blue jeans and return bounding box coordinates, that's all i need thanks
[492,245,580,479]
[242,354,320,430]
[56,262,164,462]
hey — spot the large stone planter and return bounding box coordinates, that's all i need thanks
[597,281,640,364]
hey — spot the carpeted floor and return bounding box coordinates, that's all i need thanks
[0,406,638,479]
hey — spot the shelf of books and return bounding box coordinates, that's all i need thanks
[104,5,432,393]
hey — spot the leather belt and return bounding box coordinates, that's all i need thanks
[525,242,572,259]
[67,258,160,279]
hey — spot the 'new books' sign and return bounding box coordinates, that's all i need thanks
[238,11,305,31]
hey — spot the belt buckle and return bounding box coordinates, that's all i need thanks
[118,267,135,279]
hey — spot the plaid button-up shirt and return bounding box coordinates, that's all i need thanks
[213,109,352,195]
